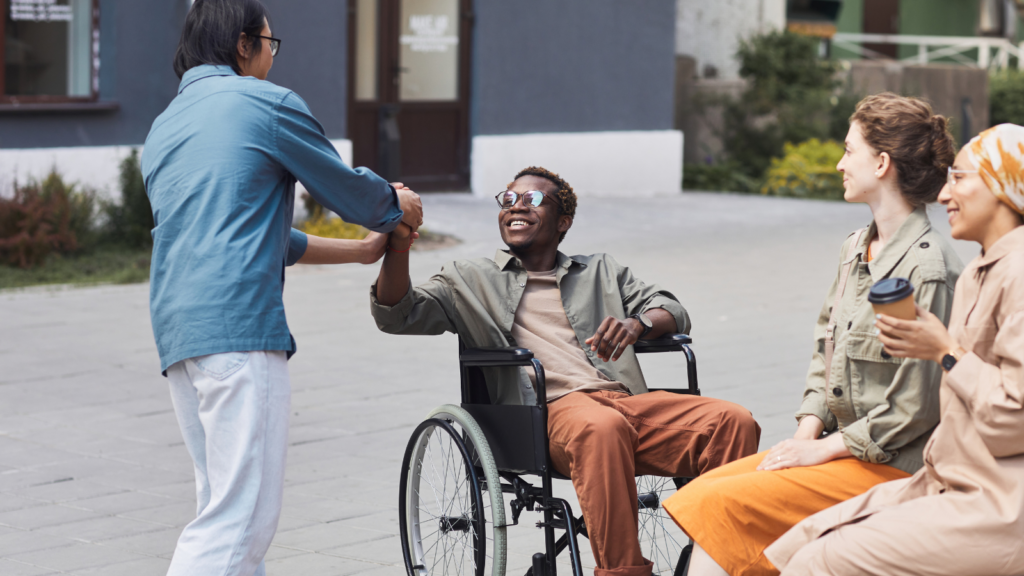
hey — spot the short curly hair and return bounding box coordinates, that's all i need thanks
[508,166,577,243]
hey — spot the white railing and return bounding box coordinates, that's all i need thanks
[832,33,1024,70]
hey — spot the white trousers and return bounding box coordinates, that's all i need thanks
[166,351,290,576]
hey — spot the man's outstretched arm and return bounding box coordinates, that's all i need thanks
[375,224,415,306]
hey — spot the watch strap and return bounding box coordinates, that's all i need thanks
[630,313,653,339]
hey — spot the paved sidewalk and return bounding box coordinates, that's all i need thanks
[0,193,974,575]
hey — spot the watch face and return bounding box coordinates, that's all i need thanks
[639,314,653,329]
[941,354,957,371]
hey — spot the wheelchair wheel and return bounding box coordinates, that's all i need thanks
[636,475,691,575]
[399,405,507,576]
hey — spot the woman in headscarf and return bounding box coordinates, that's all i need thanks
[766,123,1024,576]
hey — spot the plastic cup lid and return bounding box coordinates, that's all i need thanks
[868,277,915,304]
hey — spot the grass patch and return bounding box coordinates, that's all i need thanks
[0,247,151,290]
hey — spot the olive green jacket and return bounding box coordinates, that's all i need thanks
[797,208,964,474]
[370,250,690,405]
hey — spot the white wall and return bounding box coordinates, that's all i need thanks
[675,0,786,80]
[471,131,683,197]
[0,140,353,201]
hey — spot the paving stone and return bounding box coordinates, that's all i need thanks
[0,558,61,576]
[98,527,181,558]
[264,551,382,575]
[0,195,977,574]
[58,490,174,516]
[72,556,171,575]
[0,504,101,530]
[37,514,168,542]
[7,541,148,573]
[0,530,78,556]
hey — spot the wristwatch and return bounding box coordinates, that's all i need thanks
[630,312,654,339]
[941,347,966,372]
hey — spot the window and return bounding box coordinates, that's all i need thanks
[2,0,98,102]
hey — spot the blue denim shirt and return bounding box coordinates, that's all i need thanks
[142,65,403,373]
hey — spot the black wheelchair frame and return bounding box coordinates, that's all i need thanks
[452,333,700,576]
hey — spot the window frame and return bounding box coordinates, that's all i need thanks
[0,0,101,105]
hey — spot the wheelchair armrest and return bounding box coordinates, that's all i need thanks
[633,333,692,353]
[460,347,536,367]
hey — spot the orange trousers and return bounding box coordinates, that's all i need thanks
[547,390,761,576]
[661,451,910,576]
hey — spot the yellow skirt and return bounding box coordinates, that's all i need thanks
[662,451,909,576]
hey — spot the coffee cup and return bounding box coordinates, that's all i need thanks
[868,277,916,321]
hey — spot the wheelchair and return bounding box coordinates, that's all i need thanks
[399,333,700,576]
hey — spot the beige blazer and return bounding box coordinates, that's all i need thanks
[766,225,1024,576]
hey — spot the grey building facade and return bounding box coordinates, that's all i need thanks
[0,0,681,197]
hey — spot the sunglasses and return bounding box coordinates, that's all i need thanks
[253,35,281,57]
[495,190,549,210]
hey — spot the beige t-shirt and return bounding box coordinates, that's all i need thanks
[511,269,629,402]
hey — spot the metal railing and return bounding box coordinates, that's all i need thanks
[832,33,1024,70]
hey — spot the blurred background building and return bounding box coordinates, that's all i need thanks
[0,0,681,199]
[3,0,1024,202]
[676,0,1024,197]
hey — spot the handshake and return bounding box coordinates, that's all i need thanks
[392,182,423,251]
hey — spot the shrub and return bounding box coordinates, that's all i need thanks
[761,138,845,200]
[299,216,368,240]
[0,170,99,268]
[683,162,762,193]
[990,69,1024,127]
[719,30,849,181]
[102,149,154,249]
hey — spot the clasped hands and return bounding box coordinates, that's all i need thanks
[366,182,422,257]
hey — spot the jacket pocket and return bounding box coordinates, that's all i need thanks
[845,332,902,419]
[191,351,250,381]
[960,323,998,350]
[846,332,903,365]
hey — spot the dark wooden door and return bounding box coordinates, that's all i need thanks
[348,0,471,191]
[863,0,900,59]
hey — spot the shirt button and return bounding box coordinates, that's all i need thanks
[920,242,930,249]
[847,321,852,329]
[519,283,525,287]
[832,387,843,397]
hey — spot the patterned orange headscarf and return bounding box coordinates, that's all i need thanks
[966,124,1024,215]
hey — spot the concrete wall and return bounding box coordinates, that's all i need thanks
[261,0,349,139]
[472,0,677,135]
[0,0,183,150]
[846,60,989,144]
[675,0,786,81]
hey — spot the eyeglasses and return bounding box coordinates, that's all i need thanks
[495,190,549,210]
[253,35,281,57]
[947,166,978,189]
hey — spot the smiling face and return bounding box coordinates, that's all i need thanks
[938,148,1008,243]
[838,121,886,203]
[498,175,572,257]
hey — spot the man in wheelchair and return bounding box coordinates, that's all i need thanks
[372,166,760,576]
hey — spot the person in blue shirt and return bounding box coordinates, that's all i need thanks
[141,1,421,574]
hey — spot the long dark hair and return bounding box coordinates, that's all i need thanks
[173,0,270,79]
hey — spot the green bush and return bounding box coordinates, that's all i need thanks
[683,162,762,193]
[990,69,1024,127]
[716,30,853,182]
[102,149,154,249]
[761,138,845,200]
